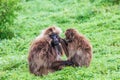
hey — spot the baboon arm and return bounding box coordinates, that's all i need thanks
[51,60,73,70]
[60,38,69,57]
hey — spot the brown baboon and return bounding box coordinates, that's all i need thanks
[28,26,72,76]
[64,28,92,67]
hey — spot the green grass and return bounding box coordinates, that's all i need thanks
[0,0,120,80]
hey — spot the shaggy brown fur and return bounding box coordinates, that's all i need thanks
[28,26,67,76]
[64,28,92,67]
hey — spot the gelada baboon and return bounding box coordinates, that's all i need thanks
[28,26,72,76]
[64,28,92,67]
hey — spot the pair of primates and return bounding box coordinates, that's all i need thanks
[28,26,92,76]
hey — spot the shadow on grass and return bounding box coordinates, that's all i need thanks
[0,29,14,40]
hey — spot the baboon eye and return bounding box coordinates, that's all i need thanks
[49,33,58,39]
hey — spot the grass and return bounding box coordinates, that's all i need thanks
[0,0,120,80]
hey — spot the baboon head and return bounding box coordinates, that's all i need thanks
[40,26,63,55]
[39,26,62,44]
[46,26,61,46]
[65,28,77,42]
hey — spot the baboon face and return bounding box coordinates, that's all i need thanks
[65,29,76,42]
[49,33,60,46]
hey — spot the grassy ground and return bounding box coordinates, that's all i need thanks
[0,0,120,80]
